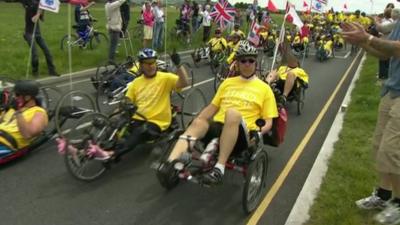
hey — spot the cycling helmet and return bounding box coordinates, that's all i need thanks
[137,48,158,61]
[236,40,258,58]
[14,80,39,97]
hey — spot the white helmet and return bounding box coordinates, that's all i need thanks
[236,40,258,58]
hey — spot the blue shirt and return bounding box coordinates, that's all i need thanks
[383,20,400,98]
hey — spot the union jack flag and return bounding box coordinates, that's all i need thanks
[210,0,236,30]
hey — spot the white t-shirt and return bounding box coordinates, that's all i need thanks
[105,0,126,31]
[200,10,212,27]
[153,6,164,23]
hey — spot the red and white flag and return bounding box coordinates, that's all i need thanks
[210,0,236,30]
[247,20,261,46]
[267,0,279,13]
[303,0,309,8]
[286,5,304,34]
[68,0,89,5]
[39,0,60,13]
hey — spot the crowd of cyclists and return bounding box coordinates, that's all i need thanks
[3,0,392,217]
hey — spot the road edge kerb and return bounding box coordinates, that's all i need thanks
[284,52,367,225]
[37,50,194,86]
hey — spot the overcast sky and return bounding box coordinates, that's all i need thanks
[229,0,400,14]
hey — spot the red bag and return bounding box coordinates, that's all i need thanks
[263,107,287,147]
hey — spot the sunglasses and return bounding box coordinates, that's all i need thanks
[142,60,157,65]
[239,58,256,64]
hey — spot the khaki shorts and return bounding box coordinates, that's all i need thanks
[143,25,153,40]
[374,94,400,175]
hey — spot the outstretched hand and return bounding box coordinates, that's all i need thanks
[340,22,369,45]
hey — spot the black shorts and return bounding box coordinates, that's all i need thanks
[201,121,250,156]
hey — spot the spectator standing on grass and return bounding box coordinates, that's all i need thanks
[152,0,164,50]
[342,6,400,225]
[105,0,126,64]
[200,4,212,43]
[21,0,59,77]
[191,1,200,32]
[142,1,154,48]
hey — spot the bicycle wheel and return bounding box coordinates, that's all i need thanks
[180,88,207,129]
[60,34,79,51]
[93,63,117,91]
[156,137,181,190]
[64,112,111,181]
[38,86,62,121]
[90,32,108,50]
[242,150,268,214]
[296,87,306,116]
[54,90,98,139]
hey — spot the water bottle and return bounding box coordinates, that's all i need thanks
[200,138,219,164]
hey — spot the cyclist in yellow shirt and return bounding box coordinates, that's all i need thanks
[92,48,190,159]
[208,28,228,55]
[226,33,241,65]
[0,80,48,158]
[275,55,309,104]
[160,40,278,185]
[230,24,245,39]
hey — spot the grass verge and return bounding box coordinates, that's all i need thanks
[305,55,382,225]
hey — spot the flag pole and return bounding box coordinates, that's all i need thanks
[270,1,288,71]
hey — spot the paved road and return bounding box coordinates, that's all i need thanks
[0,49,363,225]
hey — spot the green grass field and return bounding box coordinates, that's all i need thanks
[306,55,382,225]
[0,2,283,79]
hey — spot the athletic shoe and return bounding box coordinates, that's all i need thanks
[202,167,223,185]
[375,203,400,225]
[356,190,389,210]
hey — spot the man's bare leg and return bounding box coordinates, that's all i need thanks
[283,71,296,97]
[217,108,242,165]
[167,117,209,161]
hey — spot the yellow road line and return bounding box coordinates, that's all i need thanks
[247,50,363,225]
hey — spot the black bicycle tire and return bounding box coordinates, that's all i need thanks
[60,34,79,51]
[64,112,110,181]
[180,87,207,129]
[242,150,268,214]
[54,90,98,138]
[90,32,108,50]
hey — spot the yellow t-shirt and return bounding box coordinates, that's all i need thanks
[277,66,309,84]
[324,40,333,53]
[226,41,240,64]
[208,37,228,52]
[349,15,363,24]
[211,76,278,131]
[259,31,268,40]
[230,30,245,39]
[125,71,180,131]
[0,106,48,150]
[303,36,309,45]
[293,35,301,44]
[129,62,141,76]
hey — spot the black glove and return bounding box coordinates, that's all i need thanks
[170,49,181,66]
